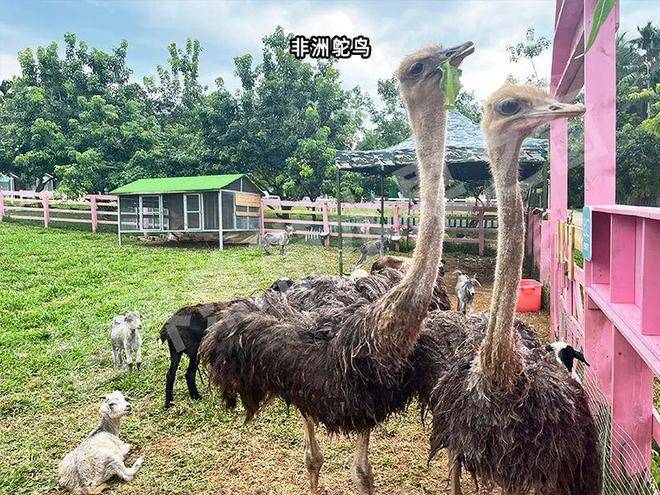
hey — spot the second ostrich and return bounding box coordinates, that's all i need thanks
[428,84,601,494]
[200,42,474,494]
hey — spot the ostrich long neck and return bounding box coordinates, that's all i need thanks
[479,137,525,386]
[370,100,446,357]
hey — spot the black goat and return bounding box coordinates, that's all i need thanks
[160,278,294,408]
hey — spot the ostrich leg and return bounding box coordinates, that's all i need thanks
[302,415,324,493]
[351,431,374,495]
[448,450,462,495]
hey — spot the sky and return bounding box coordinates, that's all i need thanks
[0,0,658,103]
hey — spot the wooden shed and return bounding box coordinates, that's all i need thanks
[110,174,262,249]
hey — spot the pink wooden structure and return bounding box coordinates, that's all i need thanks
[543,0,659,481]
[260,198,497,255]
[0,190,118,231]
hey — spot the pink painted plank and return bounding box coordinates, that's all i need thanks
[9,214,44,221]
[90,196,98,233]
[588,211,611,285]
[48,217,93,224]
[550,118,569,337]
[640,218,660,336]
[42,196,50,228]
[611,328,654,475]
[583,0,617,206]
[264,218,324,226]
[653,409,660,445]
[587,284,660,376]
[584,295,614,404]
[610,215,636,303]
[592,204,660,222]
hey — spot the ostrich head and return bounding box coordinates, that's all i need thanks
[395,42,474,112]
[482,84,585,152]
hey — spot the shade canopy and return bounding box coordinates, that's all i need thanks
[335,109,548,184]
[111,174,246,195]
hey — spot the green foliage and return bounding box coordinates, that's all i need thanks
[438,59,462,109]
[585,0,617,53]
[506,28,550,83]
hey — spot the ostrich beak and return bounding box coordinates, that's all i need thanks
[440,42,475,67]
[528,102,586,121]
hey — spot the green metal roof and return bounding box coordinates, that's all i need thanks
[110,174,246,194]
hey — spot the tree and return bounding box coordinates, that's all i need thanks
[506,28,550,85]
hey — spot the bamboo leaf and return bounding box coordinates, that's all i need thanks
[438,59,462,109]
[584,0,617,53]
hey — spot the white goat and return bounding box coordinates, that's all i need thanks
[110,311,142,373]
[57,391,144,494]
[262,225,295,255]
[455,271,480,315]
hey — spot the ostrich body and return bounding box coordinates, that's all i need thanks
[428,85,601,494]
[371,255,451,311]
[199,42,474,494]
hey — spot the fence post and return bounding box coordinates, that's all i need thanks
[42,194,50,228]
[477,207,485,257]
[259,200,265,242]
[0,192,4,222]
[321,202,330,247]
[90,195,98,233]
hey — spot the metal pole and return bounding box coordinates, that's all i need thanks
[117,196,122,247]
[380,169,385,235]
[336,168,343,275]
[406,196,412,250]
[218,190,224,250]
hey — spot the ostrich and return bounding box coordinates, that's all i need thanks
[428,84,602,495]
[371,255,451,311]
[199,42,475,494]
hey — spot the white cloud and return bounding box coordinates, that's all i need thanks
[0,52,21,81]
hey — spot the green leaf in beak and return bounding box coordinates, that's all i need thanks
[438,59,462,109]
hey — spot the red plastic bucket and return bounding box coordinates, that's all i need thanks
[516,279,543,312]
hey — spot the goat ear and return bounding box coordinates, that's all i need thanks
[545,344,554,353]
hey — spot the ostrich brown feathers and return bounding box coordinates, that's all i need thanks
[198,270,427,433]
[428,313,601,494]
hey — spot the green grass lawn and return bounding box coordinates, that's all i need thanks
[0,222,461,495]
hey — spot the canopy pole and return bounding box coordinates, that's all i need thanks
[380,168,385,237]
[406,196,412,250]
[337,168,343,275]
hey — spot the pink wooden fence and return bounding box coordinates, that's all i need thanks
[0,190,118,231]
[260,198,497,255]
[537,0,660,481]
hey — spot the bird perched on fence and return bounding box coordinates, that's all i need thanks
[199,42,475,494]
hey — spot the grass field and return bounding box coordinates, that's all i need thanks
[2,222,496,495]
[1,221,655,494]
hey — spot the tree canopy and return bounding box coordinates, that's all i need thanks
[0,24,657,205]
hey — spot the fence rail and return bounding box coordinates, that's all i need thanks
[0,190,118,232]
[530,206,660,486]
[260,198,497,255]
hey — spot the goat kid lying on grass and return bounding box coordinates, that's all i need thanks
[110,311,142,373]
[57,392,143,494]
[454,271,480,314]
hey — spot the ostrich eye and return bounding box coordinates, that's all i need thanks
[498,99,521,116]
[409,62,424,76]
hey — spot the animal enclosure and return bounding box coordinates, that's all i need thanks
[526,0,660,488]
[261,198,498,256]
[111,174,262,249]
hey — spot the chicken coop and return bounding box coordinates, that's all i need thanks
[110,174,262,249]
